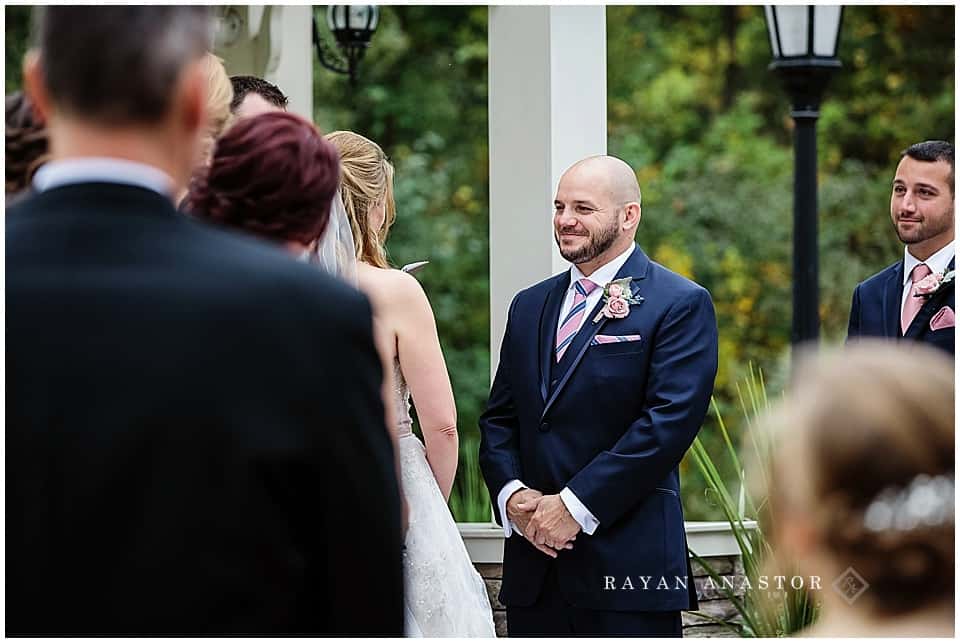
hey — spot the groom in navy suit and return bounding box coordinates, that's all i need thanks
[848,140,954,355]
[479,156,718,635]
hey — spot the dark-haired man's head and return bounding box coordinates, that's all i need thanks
[229,75,288,120]
[902,140,954,193]
[23,6,212,192]
[890,140,955,260]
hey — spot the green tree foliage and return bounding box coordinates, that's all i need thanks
[6,6,32,93]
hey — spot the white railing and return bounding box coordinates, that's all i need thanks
[458,521,757,564]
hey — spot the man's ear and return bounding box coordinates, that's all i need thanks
[622,202,641,231]
[171,58,207,136]
[23,49,51,124]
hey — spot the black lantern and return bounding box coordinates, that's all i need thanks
[764,5,843,349]
[765,6,843,112]
[313,5,380,85]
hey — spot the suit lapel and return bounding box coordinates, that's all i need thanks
[540,246,651,422]
[882,261,905,337]
[538,274,569,403]
[905,257,955,339]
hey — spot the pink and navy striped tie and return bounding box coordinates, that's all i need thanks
[556,278,598,362]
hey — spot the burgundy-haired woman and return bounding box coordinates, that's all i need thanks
[183,110,402,523]
[183,111,340,256]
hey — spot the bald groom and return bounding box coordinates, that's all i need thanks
[480,156,719,636]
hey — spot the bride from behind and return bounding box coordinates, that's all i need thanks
[325,130,496,638]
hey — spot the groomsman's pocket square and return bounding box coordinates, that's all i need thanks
[930,306,955,331]
[591,334,642,346]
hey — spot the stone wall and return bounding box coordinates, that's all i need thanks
[474,556,745,638]
[685,556,746,637]
[474,563,508,636]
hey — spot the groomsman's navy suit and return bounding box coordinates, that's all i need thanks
[848,256,955,355]
[479,245,718,634]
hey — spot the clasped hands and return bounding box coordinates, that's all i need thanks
[506,488,580,558]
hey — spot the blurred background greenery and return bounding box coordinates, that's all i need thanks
[7,5,954,522]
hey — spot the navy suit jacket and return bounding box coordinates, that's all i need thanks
[479,246,719,612]
[847,257,955,355]
[6,183,403,635]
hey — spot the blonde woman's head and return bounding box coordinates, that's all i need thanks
[324,130,395,268]
[198,53,234,165]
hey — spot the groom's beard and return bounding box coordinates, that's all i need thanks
[556,218,620,265]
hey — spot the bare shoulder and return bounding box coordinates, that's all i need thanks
[357,264,430,313]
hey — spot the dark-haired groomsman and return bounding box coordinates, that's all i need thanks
[230,74,289,119]
[848,140,955,355]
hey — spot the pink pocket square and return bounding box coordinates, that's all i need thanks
[930,306,955,331]
[591,334,642,346]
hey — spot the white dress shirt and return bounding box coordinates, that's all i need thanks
[33,157,174,197]
[901,243,955,312]
[497,243,637,539]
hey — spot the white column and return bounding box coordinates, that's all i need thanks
[266,6,313,119]
[214,5,313,119]
[488,6,607,378]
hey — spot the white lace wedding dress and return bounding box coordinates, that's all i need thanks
[393,360,497,637]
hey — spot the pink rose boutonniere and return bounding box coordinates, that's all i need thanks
[914,269,955,299]
[593,277,643,323]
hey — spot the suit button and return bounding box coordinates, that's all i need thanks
[550,378,558,386]
[539,421,550,432]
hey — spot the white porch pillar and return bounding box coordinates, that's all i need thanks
[213,5,313,119]
[488,6,607,378]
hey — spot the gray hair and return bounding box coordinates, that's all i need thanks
[37,6,211,125]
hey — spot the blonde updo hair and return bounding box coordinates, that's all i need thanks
[198,53,234,165]
[764,341,954,616]
[324,130,396,268]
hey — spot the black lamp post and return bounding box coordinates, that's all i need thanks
[313,5,380,85]
[764,5,843,347]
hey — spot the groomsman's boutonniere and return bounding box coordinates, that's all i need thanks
[593,277,643,323]
[914,269,956,299]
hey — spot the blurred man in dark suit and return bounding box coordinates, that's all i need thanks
[7,6,403,635]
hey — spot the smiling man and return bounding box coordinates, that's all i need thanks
[479,155,718,636]
[848,140,955,354]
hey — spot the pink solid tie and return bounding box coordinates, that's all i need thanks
[556,278,598,362]
[901,263,932,335]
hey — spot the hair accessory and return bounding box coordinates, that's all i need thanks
[863,474,954,533]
